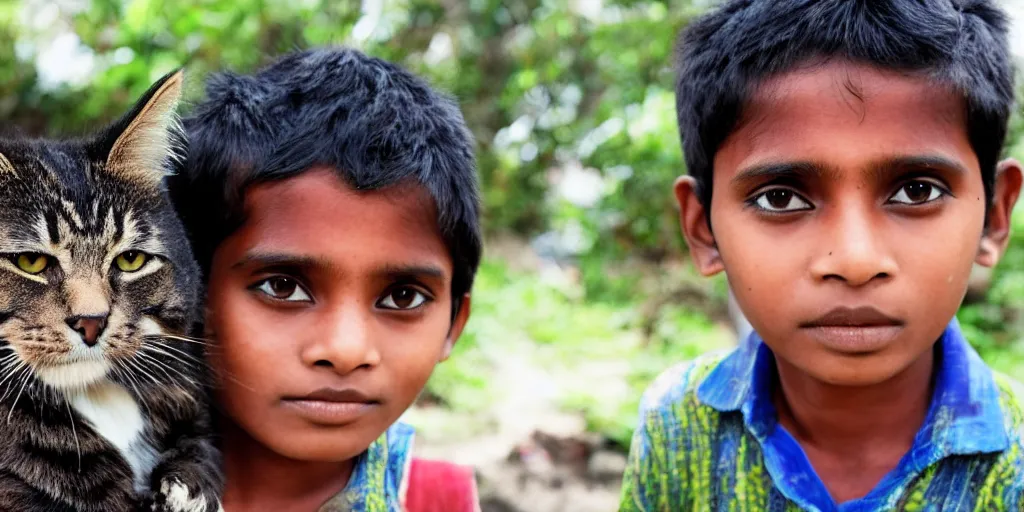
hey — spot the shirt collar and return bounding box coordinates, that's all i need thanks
[697,318,1010,456]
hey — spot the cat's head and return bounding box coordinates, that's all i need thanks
[0,70,202,391]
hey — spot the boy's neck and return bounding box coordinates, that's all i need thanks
[772,347,935,502]
[218,418,356,512]
[774,347,934,446]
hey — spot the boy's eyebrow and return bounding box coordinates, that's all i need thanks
[374,264,447,280]
[731,161,834,184]
[231,252,447,280]
[231,252,329,270]
[868,155,968,179]
[732,155,968,185]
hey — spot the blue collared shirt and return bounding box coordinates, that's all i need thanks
[619,320,1024,511]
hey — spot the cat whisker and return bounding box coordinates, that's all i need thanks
[145,337,207,357]
[0,362,28,401]
[216,371,258,393]
[143,333,213,346]
[113,361,152,417]
[131,352,177,383]
[64,399,81,473]
[142,341,206,363]
[141,343,208,369]
[0,371,24,404]
[7,368,32,423]
[125,358,162,387]
[134,351,199,388]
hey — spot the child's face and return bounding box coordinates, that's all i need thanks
[204,168,469,461]
[677,61,1021,387]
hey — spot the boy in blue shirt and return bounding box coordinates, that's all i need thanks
[620,0,1024,510]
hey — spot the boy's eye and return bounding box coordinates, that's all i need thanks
[254,277,312,302]
[377,286,429,310]
[889,181,944,205]
[751,188,812,212]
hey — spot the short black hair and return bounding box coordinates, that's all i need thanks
[170,48,482,307]
[675,0,1015,209]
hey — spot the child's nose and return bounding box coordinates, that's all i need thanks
[808,208,898,287]
[301,308,382,374]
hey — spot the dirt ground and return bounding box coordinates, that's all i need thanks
[410,406,626,512]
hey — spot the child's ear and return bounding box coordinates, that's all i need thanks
[440,294,472,362]
[977,159,1023,268]
[675,176,724,275]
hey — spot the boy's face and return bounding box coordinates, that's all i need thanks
[677,61,1022,387]
[205,168,469,462]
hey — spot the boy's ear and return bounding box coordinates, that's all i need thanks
[675,176,724,275]
[440,294,472,362]
[977,159,1023,268]
[102,69,184,189]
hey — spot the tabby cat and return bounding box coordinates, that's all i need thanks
[0,71,222,511]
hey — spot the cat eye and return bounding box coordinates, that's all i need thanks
[13,253,49,274]
[376,286,431,311]
[115,251,149,272]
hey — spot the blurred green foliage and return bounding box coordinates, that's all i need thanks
[3,0,1024,445]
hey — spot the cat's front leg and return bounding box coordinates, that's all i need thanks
[147,417,223,512]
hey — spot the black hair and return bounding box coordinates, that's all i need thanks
[170,47,482,309]
[675,0,1015,209]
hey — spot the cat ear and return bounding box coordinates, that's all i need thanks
[102,69,184,188]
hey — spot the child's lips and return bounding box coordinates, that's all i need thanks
[281,387,381,425]
[282,399,379,425]
[801,325,904,354]
[800,306,904,354]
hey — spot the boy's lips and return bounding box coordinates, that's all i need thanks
[800,306,904,354]
[281,388,381,425]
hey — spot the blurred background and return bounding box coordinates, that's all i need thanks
[4,1,1024,510]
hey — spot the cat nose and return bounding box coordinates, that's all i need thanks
[66,315,108,347]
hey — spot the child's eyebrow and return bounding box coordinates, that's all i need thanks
[231,252,328,271]
[732,155,968,185]
[374,264,447,281]
[230,252,447,280]
[731,161,834,184]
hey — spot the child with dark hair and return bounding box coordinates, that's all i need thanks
[170,48,481,511]
[620,0,1024,509]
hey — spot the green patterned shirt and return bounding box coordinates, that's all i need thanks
[318,422,414,512]
[620,321,1024,511]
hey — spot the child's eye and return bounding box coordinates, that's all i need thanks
[377,286,430,311]
[888,180,945,205]
[751,188,812,212]
[253,277,312,302]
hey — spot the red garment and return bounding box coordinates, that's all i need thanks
[404,458,480,512]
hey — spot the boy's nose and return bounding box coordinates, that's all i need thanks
[808,209,897,287]
[302,310,381,374]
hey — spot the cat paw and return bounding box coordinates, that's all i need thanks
[149,478,221,512]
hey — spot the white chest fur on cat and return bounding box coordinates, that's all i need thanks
[68,381,159,493]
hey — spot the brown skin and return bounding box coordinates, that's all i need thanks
[204,168,471,512]
[676,61,1022,503]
